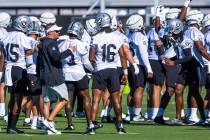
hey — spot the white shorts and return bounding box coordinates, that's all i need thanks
[42,83,68,102]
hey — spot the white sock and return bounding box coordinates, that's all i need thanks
[0,103,5,116]
[147,108,153,119]
[32,116,38,125]
[181,109,185,118]
[205,109,209,118]
[152,108,159,119]
[104,106,109,117]
[25,117,31,123]
[134,108,141,116]
[208,110,210,118]
[190,108,198,118]
[157,108,164,117]
[100,109,105,117]
[127,106,134,116]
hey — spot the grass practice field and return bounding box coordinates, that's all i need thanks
[0,87,210,140]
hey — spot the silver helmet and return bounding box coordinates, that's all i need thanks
[67,21,84,40]
[85,18,99,36]
[28,21,42,35]
[166,19,183,35]
[95,13,112,30]
[13,16,32,33]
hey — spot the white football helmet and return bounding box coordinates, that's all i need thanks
[202,14,210,28]
[30,16,41,26]
[166,19,184,35]
[40,12,56,26]
[67,21,84,40]
[111,16,123,31]
[186,10,204,26]
[125,14,144,31]
[85,18,99,36]
[0,12,11,28]
[165,8,180,20]
[96,13,112,30]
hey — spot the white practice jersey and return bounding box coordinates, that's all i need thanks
[128,31,152,73]
[184,26,205,67]
[26,37,39,74]
[2,31,32,68]
[114,31,129,67]
[82,29,92,47]
[147,28,161,60]
[92,31,125,71]
[159,28,176,59]
[204,30,210,66]
[59,38,88,81]
[0,28,8,41]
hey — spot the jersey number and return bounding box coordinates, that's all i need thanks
[5,43,19,62]
[101,44,116,62]
[67,53,76,66]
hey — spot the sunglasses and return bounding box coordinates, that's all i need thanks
[54,30,60,33]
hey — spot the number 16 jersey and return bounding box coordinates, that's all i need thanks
[91,31,125,71]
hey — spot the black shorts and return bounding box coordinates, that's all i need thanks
[204,66,210,89]
[176,65,188,85]
[92,68,120,93]
[128,64,147,88]
[117,67,124,83]
[65,75,89,90]
[163,64,180,88]
[8,66,28,94]
[149,59,165,85]
[185,59,201,86]
[27,74,42,95]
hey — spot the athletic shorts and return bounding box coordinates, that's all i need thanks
[42,83,69,102]
[117,67,124,83]
[27,74,42,96]
[149,59,165,85]
[163,64,180,88]
[92,68,120,93]
[65,75,89,90]
[8,66,28,94]
[128,64,147,88]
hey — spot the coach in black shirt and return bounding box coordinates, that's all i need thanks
[38,24,74,134]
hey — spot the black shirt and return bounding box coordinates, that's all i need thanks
[37,37,72,86]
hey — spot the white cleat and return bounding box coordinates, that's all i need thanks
[133,115,145,122]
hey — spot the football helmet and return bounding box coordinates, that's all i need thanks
[202,14,210,28]
[13,16,32,33]
[0,12,11,28]
[95,13,112,29]
[28,21,42,35]
[85,18,99,36]
[166,19,183,34]
[111,16,123,30]
[67,21,84,40]
[40,12,56,26]
[186,10,204,26]
[125,14,144,31]
[165,8,180,20]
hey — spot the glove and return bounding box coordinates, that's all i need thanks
[133,63,139,75]
[156,5,164,17]
[184,0,192,7]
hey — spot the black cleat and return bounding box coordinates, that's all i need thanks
[117,128,126,134]
[154,116,166,125]
[93,121,103,129]
[23,121,31,127]
[84,128,95,135]
[64,124,75,130]
[7,128,24,134]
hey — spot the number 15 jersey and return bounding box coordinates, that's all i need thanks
[91,31,125,71]
[2,31,32,68]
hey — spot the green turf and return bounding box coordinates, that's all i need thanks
[0,87,210,140]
